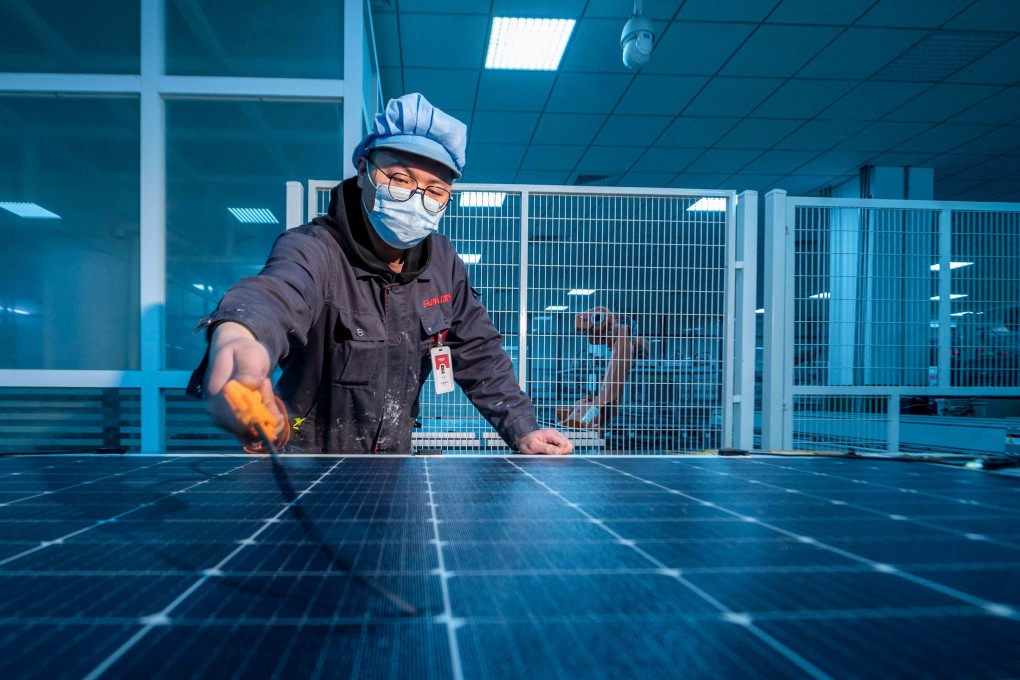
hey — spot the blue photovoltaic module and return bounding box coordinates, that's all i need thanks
[0,454,1018,679]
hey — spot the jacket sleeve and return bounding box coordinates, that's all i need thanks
[193,226,335,372]
[445,255,539,448]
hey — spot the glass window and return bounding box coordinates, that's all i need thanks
[166,0,343,79]
[0,2,139,74]
[165,99,343,370]
[0,95,140,370]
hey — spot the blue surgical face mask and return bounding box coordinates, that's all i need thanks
[362,172,444,250]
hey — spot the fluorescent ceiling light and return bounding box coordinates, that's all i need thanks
[545,305,568,311]
[755,309,765,314]
[533,315,552,322]
[485,17,576,71]
[0,202,60,219]
[930,294,968,300]
[567,289,595,296]
[930,262,974,271]
[686,197,727,212]
[809,292,830,299]
[458,253,482,264]
[192,284,213,292]
[951,311,974,317]
[228,207,278,224]
[459,192,506,208]
[3,307,30,315]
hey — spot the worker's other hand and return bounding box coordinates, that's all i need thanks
[204,322,285,441]
[516,429,574,455]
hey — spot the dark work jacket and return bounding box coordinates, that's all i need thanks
[188,179,539,453]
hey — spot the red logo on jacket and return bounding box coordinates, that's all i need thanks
[423,293,452,308]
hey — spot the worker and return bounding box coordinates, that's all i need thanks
[187,93,573,456]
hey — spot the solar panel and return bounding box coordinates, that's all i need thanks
[0,454,1019,679]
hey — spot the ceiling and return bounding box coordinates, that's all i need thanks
[371,0,1020,201]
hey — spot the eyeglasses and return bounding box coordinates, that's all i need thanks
[366,157,452,214]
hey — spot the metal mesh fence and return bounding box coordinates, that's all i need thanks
[769,199,1020,455]
[0,388,140,453]
[309,184,734,453]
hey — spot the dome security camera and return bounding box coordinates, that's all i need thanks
[620,11,654,70]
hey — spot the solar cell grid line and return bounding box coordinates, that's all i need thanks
[0,457,253,569]
[0,456,178,507]
[752,459,1020,516]
[708,460,1020,551]
[499,457,832,680]
[423,458,464,680]
[81,458,346,680]
[593,458,1019,618]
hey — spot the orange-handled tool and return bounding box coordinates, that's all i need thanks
[222,380,289,455]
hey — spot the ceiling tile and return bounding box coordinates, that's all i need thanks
[798,28,927,80]
[642,22,757,76]
[775,175,834,195]
[715,118,806,149]
[719,174,784,191]
[934,177,988,198]
[818,81,930,120]
[948,126,1020,155]
[773,119,868,150]
[925,153,993,176]
[531,113,608,145]
[469,111,541,144]
[658,116,740,147]
[668,173,731,189]
[720,25,843,78]
[945,0,1020,32]
[402,68,477,111]
[948,36,1020,86]
[951,180,1020,200]
[884,84,1003,123]
[399,14,489,69]
[685,148,763,173]
[465,143,528,170]
[545,73,633,113]
[513,170,571,185]
[593,114,672,146]
[951,156,1020,181]
[752,79,856,118]
[795,150,877,175]
[892,123,999,154]
[614,75,708,115]
[475,70,556,112]
[558,18,637,74]
[491,0,588,18]
[678,0,782,22]
[583,0,684,20]
[576,146,645,172]
[866,152,938,166]
[767,0,871,25]
[460,169,514,183]
[619,171,674,188]
[741,149,819,174]
[397,0,490,13]
[873,31,1012,82]
[950,87,1020,125]
[634,147,702,173]
[520,145,588,171]
[684,77,785,117]
[857,0,970,28]
[836,121,934,151]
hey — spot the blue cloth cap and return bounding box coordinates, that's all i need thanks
[352,93,467,179]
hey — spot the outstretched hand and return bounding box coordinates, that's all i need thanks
[516,429,574,455]
[205,322,286,443]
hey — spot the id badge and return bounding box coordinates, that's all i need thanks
[430,345,454,394]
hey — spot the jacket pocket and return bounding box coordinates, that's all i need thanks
[333,308,386,386]
[418,306,452,351]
